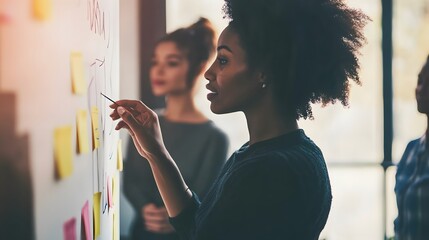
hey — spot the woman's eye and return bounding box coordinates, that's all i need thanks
[168,61,179,67]
[150,60,158,66]
[218,57,228,65]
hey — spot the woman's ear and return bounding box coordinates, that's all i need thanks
[258,72,268,89]
[259,72,266,81]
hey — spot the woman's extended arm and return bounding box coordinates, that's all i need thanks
[110,100,192,217]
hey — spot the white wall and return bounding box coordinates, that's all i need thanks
[0,0,121,239]
[119,0,140,237]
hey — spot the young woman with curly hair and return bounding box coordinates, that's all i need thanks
[111,0,368,239]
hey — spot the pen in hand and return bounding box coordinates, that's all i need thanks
[100,92,140,117]
[100,92,119,106]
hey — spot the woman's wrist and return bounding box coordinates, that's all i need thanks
[146,146,172,165]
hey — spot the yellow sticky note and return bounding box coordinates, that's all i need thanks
[91,106,100,149]
[117,139,123,171]
[71,52,86,94]
[113,212,119,240]
[33,0,52,20]
[76,110,90,154]
[93,192,101,239]
[54,126,73,179]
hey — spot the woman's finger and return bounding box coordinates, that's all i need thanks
[117,106,141,131]
[109,99,139,109]
[115,120,131,133]
[110,110,120,120]
[145,223,163,233]
[113,99,153,114]
[144,214,166,222]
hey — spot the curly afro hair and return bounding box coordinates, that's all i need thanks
[222,0,369,119]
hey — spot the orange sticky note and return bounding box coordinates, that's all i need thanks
[63,217,76,240]
[93,192,101,239]
[81,201,91,240]
[54,126,73,179]
[33,0,52,20]
[71,52,86,94]
[77,110,90,154]
[90,106,100,149]
[117,139,123,171]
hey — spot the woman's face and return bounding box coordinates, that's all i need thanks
[150,41,190,96]
[416,60,429,114]
[204,26,262,114]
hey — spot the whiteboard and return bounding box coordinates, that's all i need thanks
[0,0,120,239]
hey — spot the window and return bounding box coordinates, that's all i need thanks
[392,0,429,162]
[165,1,429,239]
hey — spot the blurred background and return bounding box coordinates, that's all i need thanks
[119,0,429,240]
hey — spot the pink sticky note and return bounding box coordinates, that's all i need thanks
[81,201,92,240]
[107,176,113,208]
[0,12,12,24]
[63,217,76,240]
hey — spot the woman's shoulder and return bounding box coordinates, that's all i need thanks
[405,138,422,150]
[400,137,423,159]
[397,136,425,167]
[231,143,327,186]
[246,134,323,165]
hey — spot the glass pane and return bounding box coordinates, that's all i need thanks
[386,166,398,239]
[392,0,429,163]
[321,167,384,240]
[298,0,383,163]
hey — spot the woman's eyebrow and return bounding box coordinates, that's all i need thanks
[217,45,233,53]
[166,54,183,60]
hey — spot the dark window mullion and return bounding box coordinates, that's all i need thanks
[381,0,394,239]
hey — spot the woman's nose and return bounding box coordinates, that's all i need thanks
[204,63,215,82]
[154,65,164,75]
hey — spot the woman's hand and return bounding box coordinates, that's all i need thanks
[109,100,166,161]
[110,99,192,217]
[142,204,175,234]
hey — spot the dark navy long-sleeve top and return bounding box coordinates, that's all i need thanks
[170,129,332,240]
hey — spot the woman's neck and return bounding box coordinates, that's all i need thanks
[426,114,429,147]
[244,97,298,145]
[164,93,207,123]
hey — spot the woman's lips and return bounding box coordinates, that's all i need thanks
[152,80,166,86]
[206,84,218,101]
[207,92,218,101]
